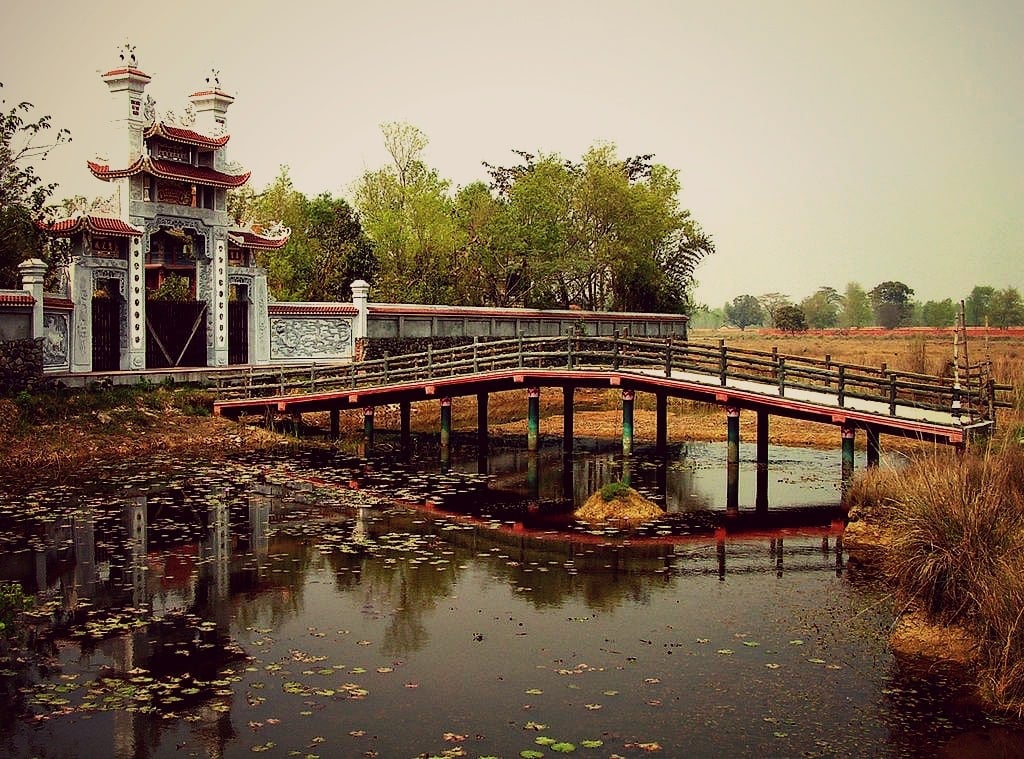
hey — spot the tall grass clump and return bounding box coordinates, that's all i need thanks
[869,445,1024,711]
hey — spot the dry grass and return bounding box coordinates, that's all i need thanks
[848,444,1024,712]
[574,485,663,523]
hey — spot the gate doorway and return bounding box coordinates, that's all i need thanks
[145,300,208,368]
[91,291,121,372]
[228,288,249,365]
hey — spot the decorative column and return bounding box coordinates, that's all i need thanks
[841,425,856,488]
[18,258,46,339]
[127,235,145,369]
[726,406,740,512]
[622,389,635,455]
[69,260,93,373]
[440,397,452,448]
[211,238,228,366]
[527,387,540,452]
[363,406,375,446]
[251,272,271,364]
[351,279,370,341]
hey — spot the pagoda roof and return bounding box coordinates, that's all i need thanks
[145,122,230,149]
[37,215,142,238]
[101,66,152,82]
[88,157,250,188]
[228,226,291,250]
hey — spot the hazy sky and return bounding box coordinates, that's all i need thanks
[4,0,1021,307]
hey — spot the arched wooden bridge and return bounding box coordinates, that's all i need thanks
[213,334,1011,463]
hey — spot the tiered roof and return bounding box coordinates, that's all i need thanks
[87,157,251,188]
[144,122,230,148]
[228,228,290,251]
[37,215,142,237]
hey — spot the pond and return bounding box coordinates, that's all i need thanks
[0,438,1020,758]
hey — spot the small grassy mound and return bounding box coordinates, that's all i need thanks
[574,481,663,523]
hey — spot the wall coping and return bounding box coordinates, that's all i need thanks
[366,303,688,322]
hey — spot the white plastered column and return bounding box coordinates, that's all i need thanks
[69,260,93,373]
[251,273,271,364]
[127,235,146,370]
[211,238,228,366]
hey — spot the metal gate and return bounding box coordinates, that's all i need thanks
[145,300,208,368]
[228,300,249,365]
[91,297,121,371]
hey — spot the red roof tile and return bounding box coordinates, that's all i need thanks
[37,215,142,237]
[229,229,290,250]
[43,296,73,310]
[269,303,357,316]
[145,122,230,148]
[101,67,151,81]
[189,89,235,101]
[88,157,249,188]
[0,292,34,307]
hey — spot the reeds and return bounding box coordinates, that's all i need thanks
[853,444,1024,711]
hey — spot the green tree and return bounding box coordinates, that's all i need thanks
[920,298,957,327]
[758,292,793,328]
[303,193,377,301]
[773,303,807,332]
[0,83,71,287]
[724,294,763,330]
[989,287,1024,328]
[800,286,841,329]
[838,282,872,328]
[869,280,915,329]
[964,285,995,326]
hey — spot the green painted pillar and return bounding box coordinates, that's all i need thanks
[400,401,411,451]
[621,456,633,488]
[756,409,769,510]
[527,387,540,452]
[477,392,489,456]
[527,452,539,501]
[866,427,880,469]
[655,392,668,453]
[440,397,452,448]
[726,406,740,513]
[841,425,856,489]
[562,386,574,453]
[622,389,635,455]
[329,408,339,441]
[363,406,374,446]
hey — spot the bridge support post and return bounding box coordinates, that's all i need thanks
[866,427,880,468]
[363,406,374,447]
[756,409,769,510]
[527,453,540,502]
[841,425,856,489]
[329,408,339,441]
[726,406,740,512]
[655,392,668,453]
[477,392,489,457]
[527,387,540,452]
[622,389,635,455]
[440,397,452,448]
[562,386,574,453]
[400,401,411,451]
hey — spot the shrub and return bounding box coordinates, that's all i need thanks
[600,480,631,502]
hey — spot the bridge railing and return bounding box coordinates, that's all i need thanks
[211,334,1013,421]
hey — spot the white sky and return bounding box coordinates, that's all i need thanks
[3,0,1021,308]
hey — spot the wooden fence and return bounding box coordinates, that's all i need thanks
[210,334,1013,421]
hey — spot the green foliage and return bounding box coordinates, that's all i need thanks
[773,304,807,332]
[989,287,1024,328]
[1,83,72,288]
[800,287,841,329]
[919,298,957,327]
[0,582,31,636]
[600,480,631,502]
[838,282,872,328]
[170,388,213,416]
[757,292,792,328]
[869,280,915,329]
[724,294,762,330]
[230,167,376,301]
[353,125,713,312]
[148,273,192,302]
[965,285,995,327]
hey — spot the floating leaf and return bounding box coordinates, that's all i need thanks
[552,743,576,753]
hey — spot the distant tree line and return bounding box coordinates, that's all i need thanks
[714,282,1024,332]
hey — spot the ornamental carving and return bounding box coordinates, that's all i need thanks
[270,317,353,360]
[145,216,212,259]
[42,313,69,368]
[157,181,193,205]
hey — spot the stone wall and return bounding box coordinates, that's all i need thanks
[269,315,355,362]
[0,338,44,394]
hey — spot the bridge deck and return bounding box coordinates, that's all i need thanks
[215,364,979,444]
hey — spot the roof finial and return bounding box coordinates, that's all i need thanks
[206,69,221,88]
[119,41,137,68]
